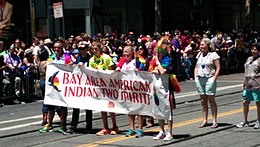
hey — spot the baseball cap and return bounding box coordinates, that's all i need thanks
[9,44,14,49]
[25,48,33,55]
[44,38,52,44]
[252,42,260,51]
[71,49,80,54]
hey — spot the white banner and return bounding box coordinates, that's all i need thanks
[44,63,171,119]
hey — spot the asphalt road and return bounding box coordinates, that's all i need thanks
[1,73,260,147]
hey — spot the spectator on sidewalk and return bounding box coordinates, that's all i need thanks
[236,43,260,129]
[21,48,35,102]
[0,41,8,56]
[4,44,22,104]
[194,38,220,129]
[0,54,9,106]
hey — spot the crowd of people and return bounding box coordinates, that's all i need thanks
[0,28,260,140]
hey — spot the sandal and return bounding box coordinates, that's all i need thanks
[146,122,153,128]
[198,122,208,128]
[146,118,154,128]
[211,123,218,129]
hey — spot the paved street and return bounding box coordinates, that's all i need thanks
[1,73,260,147]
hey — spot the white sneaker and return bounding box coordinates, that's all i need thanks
[163,132,173,141]
[153,130,165,140]
[254,120,260,129]
[236,121,249,128]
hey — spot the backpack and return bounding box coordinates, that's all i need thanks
[38,46,49,61]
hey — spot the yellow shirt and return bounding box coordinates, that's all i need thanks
[89,53,113,70]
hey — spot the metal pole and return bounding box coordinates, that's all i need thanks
[29,0,35,37]
[125,0,129,32]
[155,0,161,33]
[240,0,243,29]
[85,0,91,36]
[61,1,65,38]
[47,0,54,39]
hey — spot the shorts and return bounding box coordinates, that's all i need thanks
[242,90,260,102]
[168,111,173,121]
[195,76,217,95]
[42,104,62,113]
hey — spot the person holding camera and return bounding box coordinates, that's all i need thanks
[182,41,196,81]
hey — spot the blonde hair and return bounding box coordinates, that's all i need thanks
[123,45,135,59]
[123,45,134,54]
[201,38,212,51]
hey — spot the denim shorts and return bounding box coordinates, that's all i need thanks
[195,76,217,95]
[242,90,260,102]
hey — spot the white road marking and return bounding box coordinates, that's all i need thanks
[217,80,242,83]
[0,109,72,125]
[0,113,74,131]
[175,84,242,99]
[0,84,242,131]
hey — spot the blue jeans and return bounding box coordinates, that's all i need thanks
[183,57,193,79]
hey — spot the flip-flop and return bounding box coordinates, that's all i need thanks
[198,122,208,128]
[211,123,218,129]
[146,123,153,128]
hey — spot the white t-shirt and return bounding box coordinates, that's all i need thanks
[196,51,220,77]
[32,45,51,56]
[121,59,136,70]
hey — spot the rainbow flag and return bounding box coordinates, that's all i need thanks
[136,53,146,63]
[169,74,181,93]
[148,60,156,72]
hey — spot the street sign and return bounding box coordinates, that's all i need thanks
[53,2,63,19]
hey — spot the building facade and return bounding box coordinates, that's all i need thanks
[1,0,259,43]
[38,0,260,38]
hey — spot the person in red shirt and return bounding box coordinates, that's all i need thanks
[180,30,190,52]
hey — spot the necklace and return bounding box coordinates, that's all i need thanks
[201,52,209,69]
